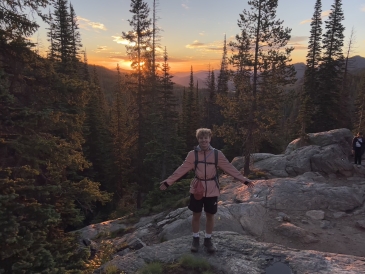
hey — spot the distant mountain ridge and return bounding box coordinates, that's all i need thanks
[89,56,365,93]
[171,55,365,88]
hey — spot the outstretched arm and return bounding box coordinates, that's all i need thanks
[160,151,195,190]
[217,151,254,187]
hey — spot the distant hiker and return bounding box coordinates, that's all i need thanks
[352,132,363,167]
[159,128,254,253]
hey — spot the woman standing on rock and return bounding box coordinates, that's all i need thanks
[159,128,254,253]
[352,132,363,167]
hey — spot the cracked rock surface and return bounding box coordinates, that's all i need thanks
[73,129,365,273]
[96,231,365,274]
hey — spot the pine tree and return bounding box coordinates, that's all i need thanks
[83,67,114,198]
[179,87,188,148]
[217,0,295,174]
[315,0,345,131]
[47,9,57,61]
[215,28,253,158]
[82,49,90,82]
[69,3,83,72]
[0,0,51,44]
[300,0,323,134]
[183,66,199,148]
[1,2,113,270]
[341,27,356,130]
[217,34,229,94]
[50,0,72,70]
[110,64,135,206]
[144,48,184,180]
[354,72,365,131]
[122,0,153,208]
[151,0,161,82]
[0,51,111,272]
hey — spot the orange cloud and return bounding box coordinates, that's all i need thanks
[77,16,107,31]
[290,36,307,43]
[186,40,224,52]
[287,36,308,51]
[94,46,108,53]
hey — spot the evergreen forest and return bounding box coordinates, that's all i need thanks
[1,0,365,272]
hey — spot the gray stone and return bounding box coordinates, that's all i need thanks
[311,144,353,176]
[286,145,320,176]
[333,212,346,219]
[278,212,291,222]
[355,220,365,229]
[82,238,92,246]
[128,238,145,250]
[249,129,358,178]
[329,173,338,179]
[320,220,331,229]
[116,248,130,257]
[231,156,244,170]
[276,216,284,222]
[251,155,287,177]
[285,128,352,154]
[274,223,319,243]
[95,232,365,274]
[227,203,267,236]
[74,218,127,240]
[306,210,325,220]
[76,129,365,274]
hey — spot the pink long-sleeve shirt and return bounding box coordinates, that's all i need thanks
[165,147,249,197]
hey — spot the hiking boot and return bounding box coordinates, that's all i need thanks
[204,237,216,253]
[190,237,200,252]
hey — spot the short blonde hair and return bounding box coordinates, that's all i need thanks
[196,128,212,139]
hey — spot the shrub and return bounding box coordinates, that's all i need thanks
[179,254,211,271]
[138,262,163,274]
[102,265,122,274]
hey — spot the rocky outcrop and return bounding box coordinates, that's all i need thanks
[232,128,362,177]
[96,231,365,274]
[74,129,365,273]
[77,170,365,273]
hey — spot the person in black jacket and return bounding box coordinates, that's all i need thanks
[352,132,363,166]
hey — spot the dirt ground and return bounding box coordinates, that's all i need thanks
[255,177,365,257]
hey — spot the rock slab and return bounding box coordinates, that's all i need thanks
[96,231,365,274]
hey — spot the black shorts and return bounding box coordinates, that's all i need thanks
[188,194,218,214]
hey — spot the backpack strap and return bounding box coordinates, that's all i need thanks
[194,149,198,171]
[194,148,220,191]
[214,149,220,190]
[214,149,218,170]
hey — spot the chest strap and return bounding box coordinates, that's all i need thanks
[195,175,217,181]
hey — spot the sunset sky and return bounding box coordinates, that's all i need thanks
[33,0,365,72]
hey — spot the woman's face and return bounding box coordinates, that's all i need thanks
[198,135,211,150]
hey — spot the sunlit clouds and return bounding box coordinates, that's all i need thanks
[25,0,365,74]
[288,36,308,51]
[185,40,224,52]
[300,10,331,24]
[77,16,107,31]
[290,36,308,43]
[94,46,108,53]
[112,36,136,46]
